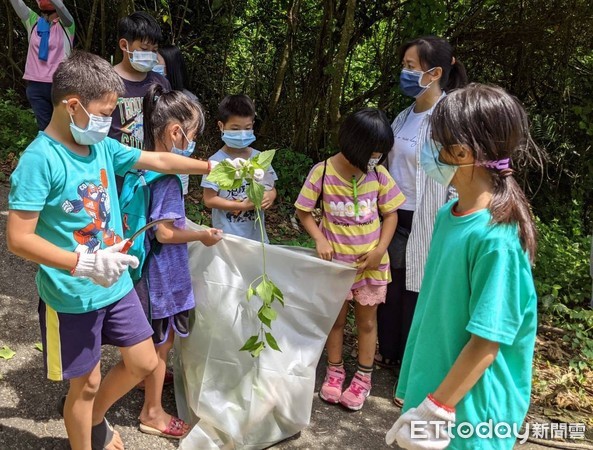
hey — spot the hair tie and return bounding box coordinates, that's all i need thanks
[480,158,510,170]
[499,168,514,178]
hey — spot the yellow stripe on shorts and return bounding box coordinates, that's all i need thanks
[45,305,63,381]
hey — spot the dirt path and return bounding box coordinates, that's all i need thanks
[0,181,552,449]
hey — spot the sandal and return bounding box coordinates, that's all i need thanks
[393,397,404,408]
[374,353,397,369]
[139,416,188,439]
[91,417,117,450]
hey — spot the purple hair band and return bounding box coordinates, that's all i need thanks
[479,158,510,170]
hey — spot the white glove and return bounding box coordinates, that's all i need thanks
[253,168,265,182]
[209,160,219,171]
[225,157,248,169]
[386,395,456,449]
[72,240,139,288]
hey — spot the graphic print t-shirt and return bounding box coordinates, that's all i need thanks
[200,148,277,243]
[9,133,141,314]
[109,72,171,149]
[295,160,406,288]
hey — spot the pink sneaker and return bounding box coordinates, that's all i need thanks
[319,365,346,404]
[339,372,371,410]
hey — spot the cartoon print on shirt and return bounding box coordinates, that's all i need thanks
[61,169,122,253]
[224,184,256,223]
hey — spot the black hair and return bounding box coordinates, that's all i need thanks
[400,36,468,92]
[158,45,190,92]
[118,11,162,45]
[338,108,394,173]
[218,94,256,123]
[52,51,125,105]
[430,83,544,261]
[143,84,205,151]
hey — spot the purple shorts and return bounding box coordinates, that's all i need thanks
[38,289,153,381]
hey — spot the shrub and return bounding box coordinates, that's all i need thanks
[0,90,37,162]
[271,148,313,205]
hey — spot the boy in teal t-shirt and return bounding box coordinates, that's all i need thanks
[7,51,214,450]
[385,84,539,450]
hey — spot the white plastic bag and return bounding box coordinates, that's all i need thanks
[175,224,357,449]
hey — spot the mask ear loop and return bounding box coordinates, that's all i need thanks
[419,67,437,88]
[62,99,89,126]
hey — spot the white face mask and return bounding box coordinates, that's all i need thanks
[367,156,382,172]
[64,100,112,145]
[126,45,158,72]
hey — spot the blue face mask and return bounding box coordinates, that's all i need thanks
[172,128,196,157]
[420,140,473,186]
[399,68,436,98]
[152,64,166,76]
[221,130,256,149]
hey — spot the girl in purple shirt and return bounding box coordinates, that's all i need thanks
[135,84,222,439]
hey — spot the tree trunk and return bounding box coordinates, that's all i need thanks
[327,0,356,146]
[100,0,106,58]
[113,0,136,63]
[84,0,100,51]
[260,0,302,137]
[291,0,336,156]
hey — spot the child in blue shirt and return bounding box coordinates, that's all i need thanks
[201,94,278,242]
[7,51,216,450]
[134,84,222,439]
[386,84,540,449]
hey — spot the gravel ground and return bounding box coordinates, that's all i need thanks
[0,181,553,449]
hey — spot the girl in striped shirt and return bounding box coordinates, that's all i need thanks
[295,108,406,410]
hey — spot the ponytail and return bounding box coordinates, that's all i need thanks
[142,83,165,151]
[142,84,205,151]
[490,174,538,263]
[445,59,468,92]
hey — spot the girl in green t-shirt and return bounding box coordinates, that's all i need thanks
[386,83,542,450]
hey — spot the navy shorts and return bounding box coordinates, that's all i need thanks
[38,289,153,381]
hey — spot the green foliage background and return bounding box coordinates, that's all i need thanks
[1,0,592,365]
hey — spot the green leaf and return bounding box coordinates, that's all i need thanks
[0,346,15,360]
[271,282,284,305]
[34,342,43,352]
[246,285,256,301]
[247,181,264,209]
[258,308,272,328]
[206,162,241,190]
[253,150,276,170]
[239,335,259,352]
[265,332,281,351]
[163,15,169,23]
[255,279,274,303]
[251,341,265,358]
[261,305,278,322]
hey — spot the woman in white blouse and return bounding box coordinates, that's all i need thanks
[377,36,468,407]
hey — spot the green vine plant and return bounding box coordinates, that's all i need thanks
[206,150,283,357]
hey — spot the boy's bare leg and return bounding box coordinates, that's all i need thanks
[92,338,157,430]
[64,362,101,450]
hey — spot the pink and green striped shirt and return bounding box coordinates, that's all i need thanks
[295,159,405,288]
